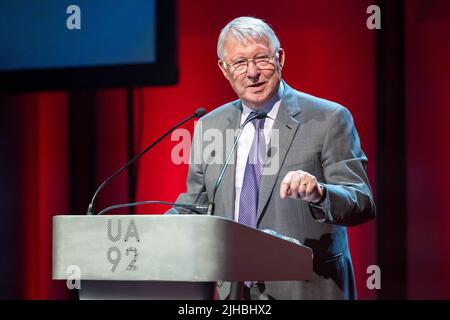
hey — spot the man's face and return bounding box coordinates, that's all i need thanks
[219,36,285,109]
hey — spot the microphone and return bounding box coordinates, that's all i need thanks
[86,107,206,215]
[207,110,267,215]
[96,200,209,216]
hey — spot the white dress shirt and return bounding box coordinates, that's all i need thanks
[234,82,284,222]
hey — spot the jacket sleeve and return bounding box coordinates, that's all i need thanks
[165,119,209,215]
[308,106,376,226]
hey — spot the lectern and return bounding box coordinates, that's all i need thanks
[53,215,313,299]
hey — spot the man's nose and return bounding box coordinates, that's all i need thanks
[246,60,260,79]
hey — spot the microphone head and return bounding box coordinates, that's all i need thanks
[194,108,206,118]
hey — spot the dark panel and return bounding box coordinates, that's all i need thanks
[405,0,450,299]
[0,94,33,298]
[68,91,97,214]
[376,0,407,299]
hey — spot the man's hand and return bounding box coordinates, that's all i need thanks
[280,170,324,203]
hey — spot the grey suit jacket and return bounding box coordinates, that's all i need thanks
[171,81,376,299]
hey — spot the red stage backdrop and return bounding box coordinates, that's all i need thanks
[13,0,384,299]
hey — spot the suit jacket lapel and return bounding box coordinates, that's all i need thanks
[257,83,302,223]
[214,102,241,220]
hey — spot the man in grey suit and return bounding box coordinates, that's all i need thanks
[171,16,375,300]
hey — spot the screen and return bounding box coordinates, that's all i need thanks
[0,0,177,91]
[0,0,156,70]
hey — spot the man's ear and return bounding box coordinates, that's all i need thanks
[218,60,231,81]
[277,48,285,70]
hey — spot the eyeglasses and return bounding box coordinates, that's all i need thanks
[222,53,277,74]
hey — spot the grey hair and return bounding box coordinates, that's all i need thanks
[217,16,281,61]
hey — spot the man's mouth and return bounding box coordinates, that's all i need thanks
[247,82,266,88]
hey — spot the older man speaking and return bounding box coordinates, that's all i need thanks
[172,16,375,300]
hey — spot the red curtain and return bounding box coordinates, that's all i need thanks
[20,92,70,299]
[16,89,131,299]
